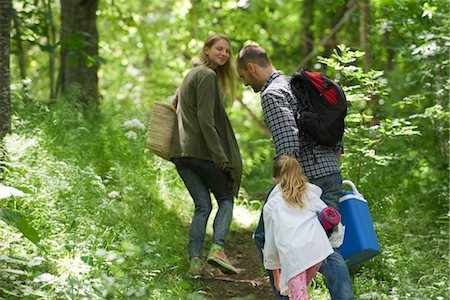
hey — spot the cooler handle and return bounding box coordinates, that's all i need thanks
[342,180,363,198]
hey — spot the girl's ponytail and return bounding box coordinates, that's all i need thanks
[273,155,308,208]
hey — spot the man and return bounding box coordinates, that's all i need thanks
[236,45,353,300]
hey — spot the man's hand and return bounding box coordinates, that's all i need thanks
[335,149,342,161]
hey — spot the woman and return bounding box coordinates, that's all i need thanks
[171,33,242,278]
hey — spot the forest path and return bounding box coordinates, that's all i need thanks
[197,227,273,300]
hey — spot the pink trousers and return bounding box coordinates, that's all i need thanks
[287,261,323,300]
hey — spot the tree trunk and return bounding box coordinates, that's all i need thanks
[297,2,358,70]
[359,0,379,125]
[58,0,99,107]
[384,31,394,70]
[299,0,314,69]
[323,1,349,59]
[0,0,12,140]
[359,0,371,72]
[11,9,27,83]
[45,0,58,102]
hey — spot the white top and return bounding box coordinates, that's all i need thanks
[263,183,334,296]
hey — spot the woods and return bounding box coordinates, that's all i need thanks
[0,0,448,299]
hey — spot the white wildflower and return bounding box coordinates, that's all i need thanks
[108,191,120,198]
[412,42,440,57]
[95,248,107,257]
[123,118,146,131]
[106,253,119,261]
[125,131,138,140]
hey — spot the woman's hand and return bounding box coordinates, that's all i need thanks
[218,161,229,170]
[172,88,179,109]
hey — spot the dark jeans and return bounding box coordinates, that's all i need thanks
[254,172,354,300]
[174,157,234,259]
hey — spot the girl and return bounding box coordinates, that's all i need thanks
[263,155,340,299]
[171,33,242,278]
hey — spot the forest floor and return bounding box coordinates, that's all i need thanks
[193,228,274,300]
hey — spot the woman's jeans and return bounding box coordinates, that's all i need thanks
[253,172,354,300]
[174,157,234,259]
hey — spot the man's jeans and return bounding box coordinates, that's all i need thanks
[174,158,234,259]
[253,172,354,300]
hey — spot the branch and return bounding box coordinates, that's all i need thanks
[235,97,271,138]
[297,1,359,70]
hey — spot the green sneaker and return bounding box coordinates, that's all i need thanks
[206,243,238,274]
[185,257,214,279]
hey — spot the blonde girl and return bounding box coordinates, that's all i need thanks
[263,155,335,299]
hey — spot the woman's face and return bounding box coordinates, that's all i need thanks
[205,38,230,68]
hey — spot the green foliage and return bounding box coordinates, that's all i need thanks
[4,0,449,298]
[0,207,40,246]
[318,43,448,299]
[0,99,199,299]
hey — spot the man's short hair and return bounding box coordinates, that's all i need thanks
[236,45,271,70]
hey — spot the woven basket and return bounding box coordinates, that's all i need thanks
[147,102,176,160]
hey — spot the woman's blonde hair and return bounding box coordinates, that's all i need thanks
[273,155,309,209]
[192,33,236,102]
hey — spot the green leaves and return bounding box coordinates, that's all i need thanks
[0,185,40,246]
[0,208,40,246]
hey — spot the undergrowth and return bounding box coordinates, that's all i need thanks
[0,97,448,299]
[0,99,196,299]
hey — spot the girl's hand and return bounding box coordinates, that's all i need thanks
[273,269,281,292]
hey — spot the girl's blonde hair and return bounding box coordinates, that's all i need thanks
[192,33,236,102]
[273,155,309,209]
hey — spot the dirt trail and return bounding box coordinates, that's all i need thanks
[198,229,273,299]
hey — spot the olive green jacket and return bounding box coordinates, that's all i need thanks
[171,65,242,196]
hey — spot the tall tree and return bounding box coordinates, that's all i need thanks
[44,0,58,101]
[11,8,27,85]
[0,0,12,140]
[58,0,99,107]
[299,0,314,69]
[359,0,379,125]
[323,1,350,58]
[359,0,371,71]
[297,1,358,69]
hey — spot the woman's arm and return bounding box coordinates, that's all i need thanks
[196,71,228,165]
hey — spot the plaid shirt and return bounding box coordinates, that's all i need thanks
[260,71,340,179]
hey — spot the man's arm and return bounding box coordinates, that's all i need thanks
[261,91,300,157]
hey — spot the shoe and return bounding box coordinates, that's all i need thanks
[185,257,214,279]
[206,243,238,274]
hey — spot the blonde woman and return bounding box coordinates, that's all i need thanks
[171,33,242,278]
[263,155,339,299]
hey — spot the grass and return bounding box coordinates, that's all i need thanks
[0,98,448,299]
[1,100,196,299]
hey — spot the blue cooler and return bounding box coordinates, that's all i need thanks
[338,180,380,269]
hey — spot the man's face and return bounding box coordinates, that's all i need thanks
[238,66,262,93]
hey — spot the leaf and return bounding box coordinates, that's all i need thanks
[0,208,41,246]
[33,273,57,283]
[0,185,25,199]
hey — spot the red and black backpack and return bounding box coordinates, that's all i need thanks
[290,69,347,147]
